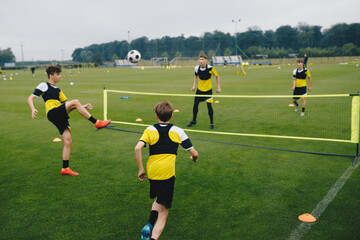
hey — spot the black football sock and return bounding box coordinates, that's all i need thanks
[207,102,214,124]
[294,102,299,106]
[302,108,305,112]
[63,160,69,168]
[88,116,97,124]
[148,210,158,226]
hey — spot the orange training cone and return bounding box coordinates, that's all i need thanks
[52,138,62,142]
[298,213,316,222]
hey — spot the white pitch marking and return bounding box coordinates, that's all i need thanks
[288,159,360,240]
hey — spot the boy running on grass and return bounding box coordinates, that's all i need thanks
[27,65,111,176]
[135,101,198,240]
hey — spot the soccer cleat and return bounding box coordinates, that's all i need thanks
[300,112,305,117]
[295,106,299,112]
[141,222,153,240]
[187,121,196,127]
[61,168,79,176]
[95,119,111,129]
[210,124,215,130]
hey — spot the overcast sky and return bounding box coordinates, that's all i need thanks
[1,0,359,61]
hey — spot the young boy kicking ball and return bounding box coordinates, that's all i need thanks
[27,65,111,176]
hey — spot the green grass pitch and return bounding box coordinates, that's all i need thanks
[0,63,360,239]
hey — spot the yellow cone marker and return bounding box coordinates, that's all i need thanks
[135,118,142,122]
[52,138,62,142]
[298,213,316,222]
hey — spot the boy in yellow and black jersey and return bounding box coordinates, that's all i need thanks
[292,59,312,116]
[135,101,198,240]
[27,66,111,176]
[187,54,221,129]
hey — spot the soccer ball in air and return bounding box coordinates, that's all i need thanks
[127,50,141,63]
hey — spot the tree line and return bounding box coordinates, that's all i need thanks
[0,48,16,67]
[1,23,359,67]
[71,23,360,64]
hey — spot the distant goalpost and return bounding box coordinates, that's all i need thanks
[150,57,168,66]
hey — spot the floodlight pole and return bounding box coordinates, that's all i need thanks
[232,19,241,56]
[20,41,25,67]
[127,31,131,51]
[61,49,64,62]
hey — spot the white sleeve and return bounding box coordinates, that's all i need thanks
[32,82,48,97]
[194,65,199,75]
[171,126,189,141]
[170,126,193,150]
[293,69,297,78]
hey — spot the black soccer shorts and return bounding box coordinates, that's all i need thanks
[47,103,70,135]
[149,176,175,209]
[293,86,307,100]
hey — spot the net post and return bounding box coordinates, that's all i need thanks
[353,143,359,166]
[351,92,360,165]
[103,85,108,121]
[350,92,359,143]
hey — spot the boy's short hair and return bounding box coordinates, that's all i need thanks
[154,101,173,122]
[297,59,304,63]
[46,65,62,78]
[199,54,207,59]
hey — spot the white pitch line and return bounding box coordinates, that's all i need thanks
[288,159,360,240]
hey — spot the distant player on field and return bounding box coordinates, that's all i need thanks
[303,53,308,68]
[187,54,221,129]
[31,67,36,77]
[292,59,312,116]
[27,65,111,176]
[135,101,198,240]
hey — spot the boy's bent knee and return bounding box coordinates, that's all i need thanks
[64,138,72,147]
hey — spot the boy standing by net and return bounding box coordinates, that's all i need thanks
[135,101,198,240]
[27,65,111,176]
[187,54,221,129]
[292,59,312,116]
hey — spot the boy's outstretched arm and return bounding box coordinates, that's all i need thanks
[135,141,146,181]
[188,148,198,162]
[27,95,38,118]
